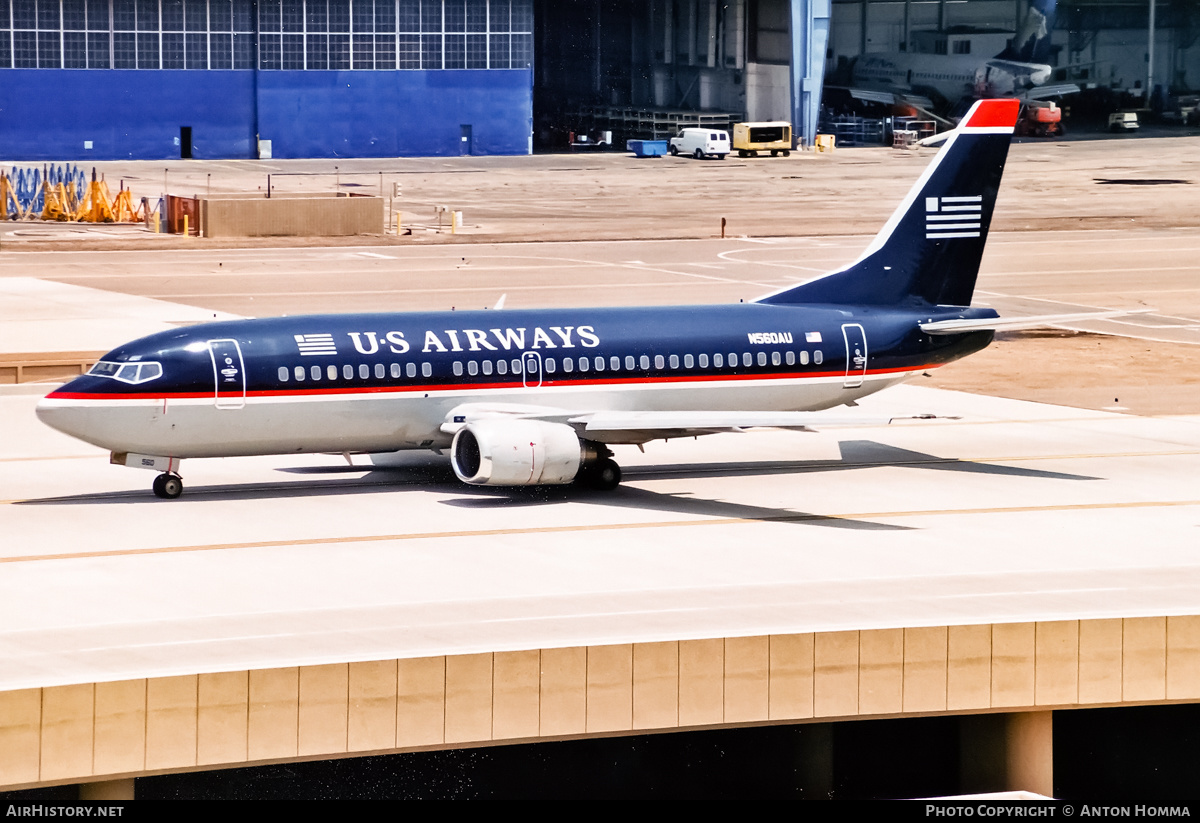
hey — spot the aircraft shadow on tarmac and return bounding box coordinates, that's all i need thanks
[625,440,1098,483]
[435,440,1098,531]
[20,440,1097,531]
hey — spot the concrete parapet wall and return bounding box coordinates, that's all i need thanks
[3,615,1200,790]
[200,193,383,239]
[0,352,101,384]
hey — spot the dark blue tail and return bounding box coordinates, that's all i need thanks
[756,98,1019,309]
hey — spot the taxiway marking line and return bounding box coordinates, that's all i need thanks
[3,498,1199,566]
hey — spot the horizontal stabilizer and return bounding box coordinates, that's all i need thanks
[920,310,1148,335]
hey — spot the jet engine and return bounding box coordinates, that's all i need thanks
[451,419,598,486]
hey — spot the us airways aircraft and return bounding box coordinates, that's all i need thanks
[37,99,1097,500]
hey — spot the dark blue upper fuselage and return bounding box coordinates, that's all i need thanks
[51,302,996,400]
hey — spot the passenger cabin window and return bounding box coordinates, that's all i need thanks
[327,365,337,380]
[278,366,289,382]
[482,360,493,375]
[391,363,402,378]
[406,363,417,378]
[422,363,432,377]
[375,364,385,379]
[343,364,354,380]
[294,366,305,381]
[310,365,321,380]
[359,364,369,379]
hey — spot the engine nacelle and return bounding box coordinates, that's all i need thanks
[451,420,588,486]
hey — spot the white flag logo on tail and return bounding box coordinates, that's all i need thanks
[295,333,338,356]
[925,195,982,239]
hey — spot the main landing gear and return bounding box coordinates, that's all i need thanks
[576,444,622,491]
[152,472,183,499]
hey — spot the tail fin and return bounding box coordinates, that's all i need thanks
[756,98,1019,309]
[998,0,1058,64]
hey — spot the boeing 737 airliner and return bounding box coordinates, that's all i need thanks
[39,99,1074,499]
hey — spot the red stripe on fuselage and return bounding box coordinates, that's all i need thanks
[45,363,940,402]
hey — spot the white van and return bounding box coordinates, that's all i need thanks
[1108,111,1139,132]
[669,128,731,159]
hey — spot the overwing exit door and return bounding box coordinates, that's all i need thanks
[522,351,543,388]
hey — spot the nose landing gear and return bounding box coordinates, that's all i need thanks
[152,473,183,499]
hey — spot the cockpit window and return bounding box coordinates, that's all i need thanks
[89,360,164,385]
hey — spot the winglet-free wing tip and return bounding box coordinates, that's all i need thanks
[962,98,1021,129]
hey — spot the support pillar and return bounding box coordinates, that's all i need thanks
[80,779,135,800]
[789,0,831,149]
[1007,711,1054,797]
[960,711,1054,797]
[796,723,834,798]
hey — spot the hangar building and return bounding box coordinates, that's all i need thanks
[0,0,828,160]
[2,0,1195,162]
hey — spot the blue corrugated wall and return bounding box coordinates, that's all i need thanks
[0,69,532,160]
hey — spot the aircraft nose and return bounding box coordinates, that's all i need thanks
[36,381,96,442]
[36,387,75,434]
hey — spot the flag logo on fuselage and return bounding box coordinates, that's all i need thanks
[295,333,338,356]
[925,195,982,239]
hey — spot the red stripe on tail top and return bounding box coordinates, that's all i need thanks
[962,98,1020,129]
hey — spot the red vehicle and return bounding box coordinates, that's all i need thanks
[1016,100,1065,137]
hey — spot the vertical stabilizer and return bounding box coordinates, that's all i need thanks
[999,0,1058,64]
[755,98,1019,309]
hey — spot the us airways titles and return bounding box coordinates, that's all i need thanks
[302,325,604,358]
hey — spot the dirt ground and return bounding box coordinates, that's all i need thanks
[925,331,1200,416]
[4,135,1198,417]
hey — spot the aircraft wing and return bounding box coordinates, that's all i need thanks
[839,86,938,113]
[920,310,1147,335]
[441,403,927,444]
[1021,83,1081,101]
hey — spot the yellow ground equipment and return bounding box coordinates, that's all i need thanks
[732,122,793,157]
[4,165,145,224]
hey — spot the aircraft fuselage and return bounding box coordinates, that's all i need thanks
[37,303,993,459]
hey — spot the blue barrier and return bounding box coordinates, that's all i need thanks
[5,164,88,218]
